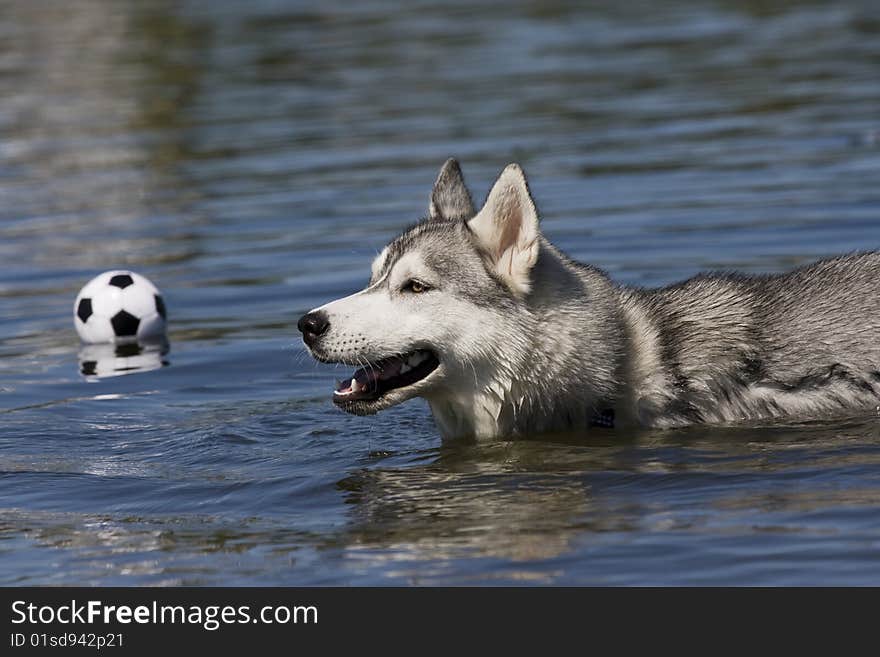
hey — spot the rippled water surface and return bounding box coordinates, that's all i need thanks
[2,0,880,585]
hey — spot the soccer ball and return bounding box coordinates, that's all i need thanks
[74,270,167,344]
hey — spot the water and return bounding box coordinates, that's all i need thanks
[2,0,880,585]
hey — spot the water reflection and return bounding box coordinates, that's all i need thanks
[336,441,621,577]
[334,423,880,582]
[78,340,170,379]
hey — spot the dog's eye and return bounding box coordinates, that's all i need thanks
[402,280,430,294]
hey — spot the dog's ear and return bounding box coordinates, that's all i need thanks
[429,158,476,221]
[467,163,540,297]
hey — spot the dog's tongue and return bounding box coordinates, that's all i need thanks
[335,359,403,395]
[333,351,438,402]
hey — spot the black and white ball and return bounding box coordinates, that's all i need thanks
[74,270,167,344]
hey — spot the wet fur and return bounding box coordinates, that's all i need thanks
[618,252,880,428]
[303,160,880,440]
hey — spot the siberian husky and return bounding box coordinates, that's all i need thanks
[299,159,880,440]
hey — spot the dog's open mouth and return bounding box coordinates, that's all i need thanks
[333,349,439,404]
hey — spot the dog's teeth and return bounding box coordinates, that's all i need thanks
[350,378,359,392]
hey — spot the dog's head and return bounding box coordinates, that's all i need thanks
[298,159,543,415]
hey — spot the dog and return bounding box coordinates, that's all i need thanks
[298,159,880,440]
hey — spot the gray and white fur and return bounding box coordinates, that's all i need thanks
[299,159,880,440]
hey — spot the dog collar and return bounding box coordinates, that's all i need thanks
[590,408,615,429]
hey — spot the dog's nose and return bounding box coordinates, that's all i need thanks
[297,310,330,347]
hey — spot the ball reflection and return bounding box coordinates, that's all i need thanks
[78,340,170,379]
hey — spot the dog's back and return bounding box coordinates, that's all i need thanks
[618,252,880,427]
